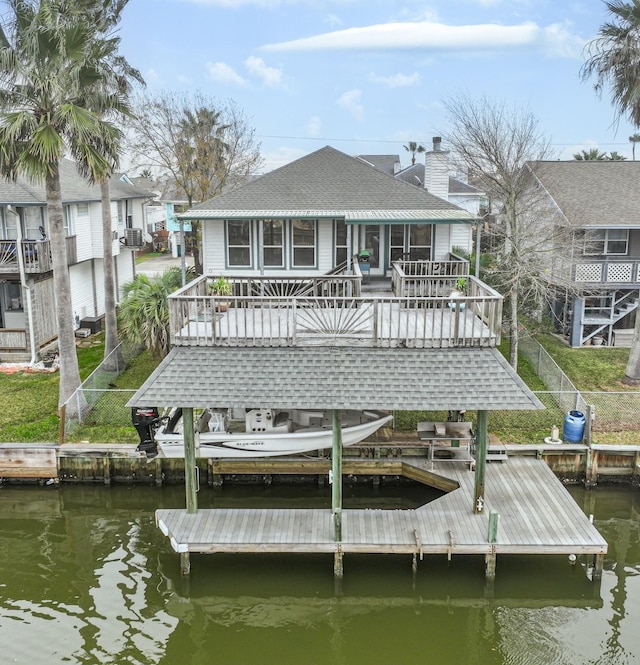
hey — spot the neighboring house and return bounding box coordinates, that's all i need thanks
[158,179,192,258]
[0,159,151,362]
[185,145,475,278]
[526,160,640,347]
[355,154,401,176]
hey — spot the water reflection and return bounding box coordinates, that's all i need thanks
[0,484,637,665]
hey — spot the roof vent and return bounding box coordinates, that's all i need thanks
[433,137,442,151]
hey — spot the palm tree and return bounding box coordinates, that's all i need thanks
[630,132,640,159]
[403,141,426,165]
[83,1,144,371]
[607,151,628,159]
[573,148,608,160]
[581,0,640,127]
[0,0,136,414]
[118,268,193,357]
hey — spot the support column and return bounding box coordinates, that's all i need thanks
[332,409,343,542]
[474,410,488,513]
[183,407,198,514]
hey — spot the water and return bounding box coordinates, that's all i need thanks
[0,482,638,664]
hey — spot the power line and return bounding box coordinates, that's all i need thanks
[256,133,635,148]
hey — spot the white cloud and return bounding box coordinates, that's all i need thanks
[369,72,420,88]
[262,20,585,58]
[337,89,364,122]
[145,68,160,82]
[245,56,283,87]
[206,61,247,85]
[307,116,321,137]
[177,74,192,85]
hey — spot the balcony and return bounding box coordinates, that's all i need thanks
[573,258,640,286]
[168,270,502,349]
[0,237,77,274]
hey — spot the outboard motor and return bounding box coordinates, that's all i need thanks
[131,407,160,458]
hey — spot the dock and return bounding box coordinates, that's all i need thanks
[155,456,607,578]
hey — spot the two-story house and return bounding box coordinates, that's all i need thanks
[128,144,544,562]
[526,160,640,347]
[0,159,151,362]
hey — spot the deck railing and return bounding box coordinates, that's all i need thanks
[573,258,640,285]
[0,236,77,273]
[391,259,469,296]
[169,274,502,348]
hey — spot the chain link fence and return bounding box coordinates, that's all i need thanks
[62,334,640,445]
[63,341,142,439]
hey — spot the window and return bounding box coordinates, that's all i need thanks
[292,219,316,267]
[584,229,628,256]
[22,207,44,240]
[334,219,348,266]
[389,225,405,263]
[408,224,432,261]
[262,220,284,267]
[64,206,74,236]
[227,220,252,266]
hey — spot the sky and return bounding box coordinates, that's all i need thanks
[117,0,638,173]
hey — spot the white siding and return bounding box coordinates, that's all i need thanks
[432,225,451,260]
[317,219,334,273]
[69,261,96,322]
[115,251,135,300]
[451,224,473,255]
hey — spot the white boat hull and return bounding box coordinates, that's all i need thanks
[156,413,393,459]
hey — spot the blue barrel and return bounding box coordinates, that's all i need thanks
[563,410,586,443]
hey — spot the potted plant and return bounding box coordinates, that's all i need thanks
[448,277,467,310]
[210,276,233,311]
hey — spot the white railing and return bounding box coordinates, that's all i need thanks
[169,275,502,348]
[574,258,640,285]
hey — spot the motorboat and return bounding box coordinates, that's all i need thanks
[133,407,393,459]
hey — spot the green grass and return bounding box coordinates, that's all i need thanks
[535,334,632,390]
[2,329,639,445]
[0,338,161,443]
[0,337,107,442]
[135,251,167,263]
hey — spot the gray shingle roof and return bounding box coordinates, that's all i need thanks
[0,159,152,205]
[184,146,473,221]
[527,160,640,228]
[128,346,543,411]
[395,164,481,195]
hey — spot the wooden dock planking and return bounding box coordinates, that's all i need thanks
[155,456,607,566]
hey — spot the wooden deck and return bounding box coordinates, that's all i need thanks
[155,457,607,574]
[173,298,498,348]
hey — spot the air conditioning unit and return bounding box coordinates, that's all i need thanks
[123,228,143,246]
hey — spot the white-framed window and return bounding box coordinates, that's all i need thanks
[388,224,433,263]
[64,206,74,235]
[291,219,316,267]
[22,207,44,240]
[262,220,284,267]
[408,224,432,261]
[583,229,628,256]
[334,219,348,266]
[226,220,252,267]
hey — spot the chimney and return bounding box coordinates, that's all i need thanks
[424,137,449,200]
